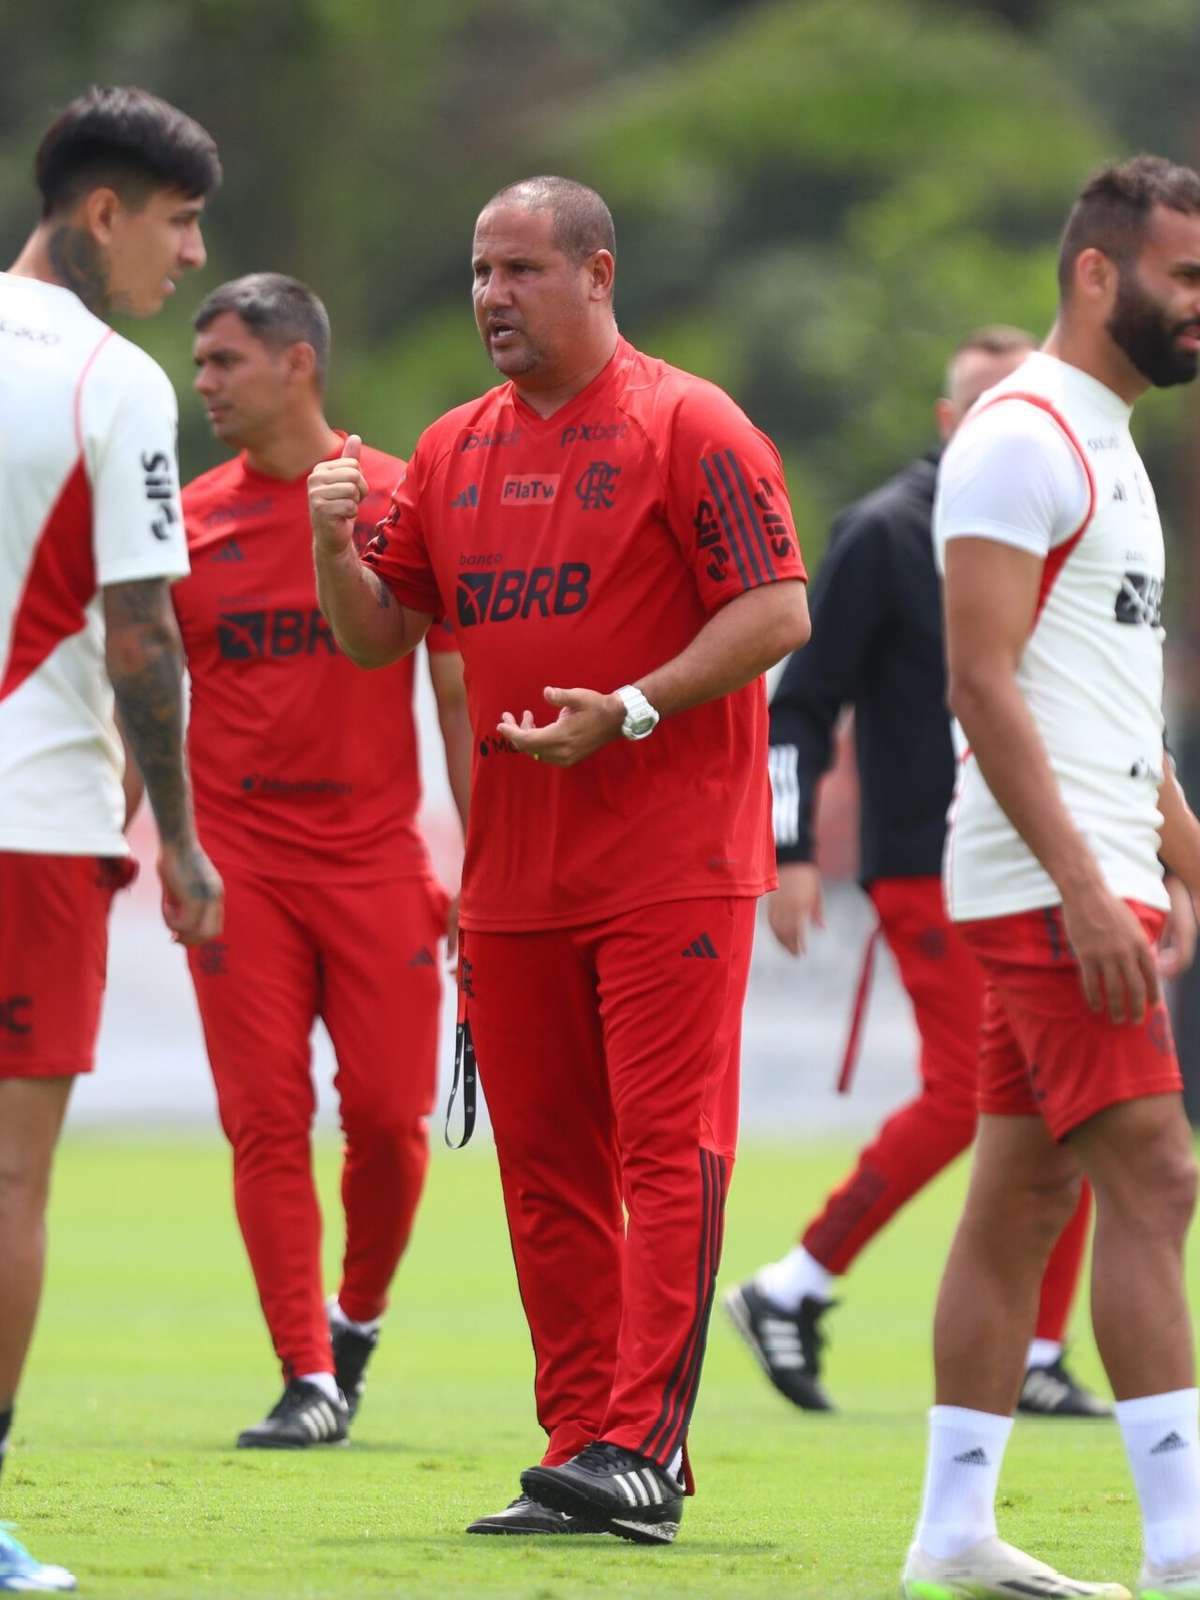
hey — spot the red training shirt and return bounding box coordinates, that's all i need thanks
[362,338,806,930]
[176,436,457,883]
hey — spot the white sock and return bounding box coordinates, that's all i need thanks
[1115,1388,1200,1566]
[1025,1338,1062,1370]
[914,1405,1014,1560]
[297,1370,340,1403]
[329,1298,382,1338]
[667,1446,683,1482]
[755,1246,835,1312]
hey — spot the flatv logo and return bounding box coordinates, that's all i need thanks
[501,474,559,505]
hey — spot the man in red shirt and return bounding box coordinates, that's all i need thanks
[175,273,470,1449]
[309,177,810,1543]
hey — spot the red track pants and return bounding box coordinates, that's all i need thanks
[801,876,1090,1343]
[464,896,756,1479]
[188,866,446,1378]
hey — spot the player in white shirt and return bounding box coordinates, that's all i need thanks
[901,157,1200,1600]
[0,87,224,1593]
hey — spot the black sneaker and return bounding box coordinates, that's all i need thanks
[465,1494,596,1535]
[329,1304,379,1423]
[1017,1356,1112,1419]
[723,1280,835,1411]
[521,1441,682,1545]
[236,1378,349,1449]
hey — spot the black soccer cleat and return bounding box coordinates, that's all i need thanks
[520,1441,683,1545]
[1017,1355,1113,1419]
[329,1307,379,1423]
[465,1494,596,1535]
[236,1378,349,1449]
[723,1280,836,1412]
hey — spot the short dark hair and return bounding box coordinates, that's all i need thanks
[194,273,332,387]
[1058,154,1200,295]
[36,85,221,218]
[483,175,616,264]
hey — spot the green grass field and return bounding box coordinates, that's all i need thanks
[6,1134,1159,1598]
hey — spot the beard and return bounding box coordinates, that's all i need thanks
[1107,268,1200,388]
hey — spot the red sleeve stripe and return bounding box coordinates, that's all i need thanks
[700,455,754,591]
[970,391,1097,629]
[721,448,781,584]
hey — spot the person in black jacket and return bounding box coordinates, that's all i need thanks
[725,327,1127,1419]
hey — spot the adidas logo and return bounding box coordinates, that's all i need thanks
[611,1466,668,1510]
[1151,1430,1189,1455]
[299,1398,343,1442]
[681,933,718,960]
[407,947,436,968]
[953,1447,989,1466]
[211,539,245,562]
[451,484,479,509]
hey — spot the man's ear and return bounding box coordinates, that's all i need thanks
[588,249,615,299]
[78,185,124,246]
[285,341,319,387]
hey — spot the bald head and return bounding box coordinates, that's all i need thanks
[936,324,1036,440]
[482,175,615,267]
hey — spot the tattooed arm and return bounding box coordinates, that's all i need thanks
[103,577,223,944]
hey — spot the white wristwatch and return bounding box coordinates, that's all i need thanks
[615,684,660,741]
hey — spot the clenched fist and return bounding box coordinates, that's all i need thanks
[309,433,368,557]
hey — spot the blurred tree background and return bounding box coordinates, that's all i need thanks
[7,0,1200,1087]
[5,0,1199,560]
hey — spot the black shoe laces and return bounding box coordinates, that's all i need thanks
[574,1440,643,1474]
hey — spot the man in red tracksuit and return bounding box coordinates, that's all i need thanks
[175,273,470,1449]
[309,176,810,1543]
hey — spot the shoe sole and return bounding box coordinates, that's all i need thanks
[235,1436,350,1450]
[520,1467,678,1546]
[721,1287,834,1413]
[902,1579,1132,1599]
[0,1581,77,1594]
[465,1520,597,1536]
[1016,1404,1113,1420]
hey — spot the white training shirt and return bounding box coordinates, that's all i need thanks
[0,273,189,856]
[934,350,1169,921]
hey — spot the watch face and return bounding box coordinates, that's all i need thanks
[628,712,654,735]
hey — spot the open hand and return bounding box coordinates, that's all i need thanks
[498,686,625,767]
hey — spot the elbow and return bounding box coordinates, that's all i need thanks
[339,641,394,670]
[946,665,993,730]
[768,583,811,663]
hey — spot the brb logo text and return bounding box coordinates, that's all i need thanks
[218,608,337,659]
[456,563,591,627]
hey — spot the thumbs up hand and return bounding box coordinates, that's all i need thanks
[309,433,369,556]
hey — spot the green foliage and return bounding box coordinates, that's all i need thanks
[0,0,1196,555]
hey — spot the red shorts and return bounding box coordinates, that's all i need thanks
[0,850,136,1078]
[961,900,1182,1141]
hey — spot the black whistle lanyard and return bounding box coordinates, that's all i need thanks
[445,1016,477,1148]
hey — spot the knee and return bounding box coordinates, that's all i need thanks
[1026,1171,1085,1246]
[969,1168,1082,1252]
[220,1094,310,1159]
[1100,1145,1198,1244]
[342,1107,428,1160]
[0,1147,52,1215]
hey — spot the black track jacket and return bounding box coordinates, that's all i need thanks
[768,452,953,885]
